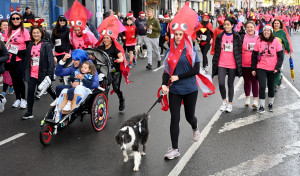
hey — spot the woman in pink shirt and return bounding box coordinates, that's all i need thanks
[212,17,242,113]
[251,25,283,113]
[4,12,31,109]
[240,21,259,108]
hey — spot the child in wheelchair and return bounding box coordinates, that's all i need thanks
[63,61,96,111]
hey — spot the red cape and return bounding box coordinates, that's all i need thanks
[192,22,214,40]
[210,27,224,55]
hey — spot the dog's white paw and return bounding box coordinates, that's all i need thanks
[124,157,128,162]
[141,152,146,156]
[133,167,139,172]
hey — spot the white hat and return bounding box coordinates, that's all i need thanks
[158,15,164,19]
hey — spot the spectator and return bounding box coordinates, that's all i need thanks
[23,7,35,22]
[158,15,167,56]
[86,20,99,39]
[145,8,161,69]
[135,11,147,58]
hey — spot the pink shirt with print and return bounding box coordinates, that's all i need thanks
[242,34,259,67]
[254,38,283,71]
[30,42,43,79]
[71,31,98,49]
[219,34,236,69]
[4,28,30,63]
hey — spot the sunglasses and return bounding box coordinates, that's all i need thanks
[11,17,21,21]
[59,19,66,22]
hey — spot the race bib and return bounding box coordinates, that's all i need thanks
[201,35,207,41]
[8,44,18,55]
[147,28,152,34]
[31,57,40,66]
[296,20,298,22]
[247,43,255,51]
[55,39,62,46]
[223,43,233,52]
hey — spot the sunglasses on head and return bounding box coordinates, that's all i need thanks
[59,19,66,22]
[11,17,20,21]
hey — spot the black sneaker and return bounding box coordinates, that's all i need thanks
[22,112,34,120]
[157,61,161,67]
[146,64,152,69]
[268,103,273,112]
[257,106,265,113]
[119,99,125,111]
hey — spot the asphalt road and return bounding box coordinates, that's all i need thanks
[0,32,299,176]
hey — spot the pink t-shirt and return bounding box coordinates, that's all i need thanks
[242,34,259,67]
[30,42,43,79]
[254,38,283,71]
[292,16,298,22]
[282,16,291,26]
[219,34,236,69]
[264,14,271,22]
[4,28,31,63]
[71,31,98,49]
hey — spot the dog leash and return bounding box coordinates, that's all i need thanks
[146,94,164,114]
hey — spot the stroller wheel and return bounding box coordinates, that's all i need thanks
[91,93,108,132]
[40,123,54,146]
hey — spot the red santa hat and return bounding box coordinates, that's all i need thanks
[127,13,133,18]
[164,15,169,19]
[139,11,145,17]
[203,13,210,19]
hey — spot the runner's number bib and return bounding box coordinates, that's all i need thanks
[201,35,207,41]
[247,43,255,51]
[223,43,233,52]
[55,39,62,46]
[31,57,40,66]
[8,44,19,55]
[147,28,152,34]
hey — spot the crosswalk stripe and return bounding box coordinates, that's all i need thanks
[218,101,300,133]
[210,141,300,176]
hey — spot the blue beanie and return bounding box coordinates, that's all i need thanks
[72,49,88,65]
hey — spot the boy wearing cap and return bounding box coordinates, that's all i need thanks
[146,8,161,69]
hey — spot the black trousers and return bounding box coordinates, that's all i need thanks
[27,77,56,113]
[111,72,124,101]
[159,36,166,54]
[218,67,237,102]
[199,43,211,67]
[256,69,279,99]
[169,91,198,149]
[5,61,26,100]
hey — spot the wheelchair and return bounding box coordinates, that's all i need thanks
[39,48,112,146]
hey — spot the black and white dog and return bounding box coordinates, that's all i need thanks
[115,113,149,171]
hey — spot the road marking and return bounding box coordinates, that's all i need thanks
[282,75,300,98]
[238,85,286,100]
[210,141,300,176]
[0,133,26,146]
[153,65,164,72]
[218,101,300,133]
[168,78,244,176]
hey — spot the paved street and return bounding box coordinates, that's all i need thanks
[0,32,300,176]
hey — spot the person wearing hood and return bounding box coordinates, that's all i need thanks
[22,25,55,119]
[51,15,71,64]
[240,21,259,109]
[194,13,213,72]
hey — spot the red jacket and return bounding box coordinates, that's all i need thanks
[124,25,137,46]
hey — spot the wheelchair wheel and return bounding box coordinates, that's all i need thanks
[40,123,54,146]
[91,93,108,131]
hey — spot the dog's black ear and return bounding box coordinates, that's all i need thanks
[115,134,120,143]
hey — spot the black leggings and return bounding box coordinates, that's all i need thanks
[199,43,211,67]
[256,69,279,99]
[111,72,124,101]
[27,77,56,113]
[5,62,26,100]
[218,67,237,102]
[169,91,198,149]
[159,36,166,54]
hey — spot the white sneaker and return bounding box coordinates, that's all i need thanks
[165,148,180,160]
[225,104,233,112]
[12,99,21,108]
[252,99,258,109]
[245,98,250,106]
[20,99,27,109]
[63,102,72,111]
[50,98,58,106]
[193,128,201,142]
[220,101,227,111]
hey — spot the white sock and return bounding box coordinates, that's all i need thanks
[259,99,265,107]
[269,97,274,104]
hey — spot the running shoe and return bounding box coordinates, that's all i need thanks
[22,112,34,120]
[20,99,27,109]
[257,106,265,113]
[12,99,21,108]
[268,103,273,112]
[165,148,180,160]
[220,100,227,111]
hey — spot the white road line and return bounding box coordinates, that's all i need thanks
[218,101,300,133]
[210,141,300,176]
[168,78,244,176]
[282,75,300,98]
[153,65,164,72]
[0,133,26,146]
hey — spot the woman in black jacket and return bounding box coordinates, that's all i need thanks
[51,15,71,64]
[212,17,242,113]
[0,41,9,74]
[22,26,56,119]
